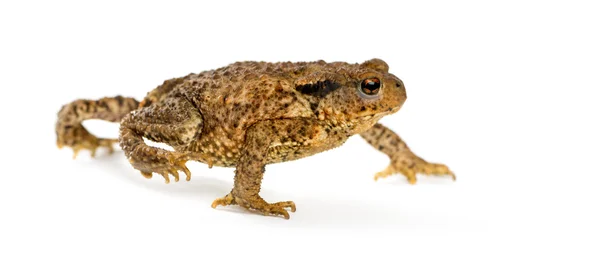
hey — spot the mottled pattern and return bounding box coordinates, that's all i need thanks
[56,96,139,158]
[360,123,455,184]
[55,58,454,219]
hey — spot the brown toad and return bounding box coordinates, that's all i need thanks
[55,59,454,219]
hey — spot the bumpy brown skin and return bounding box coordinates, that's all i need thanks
[56,96,140,158]
[56,59,454,219]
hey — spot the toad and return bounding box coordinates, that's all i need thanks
[55,59,455,219]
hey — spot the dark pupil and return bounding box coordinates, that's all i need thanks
[361,78,380,95]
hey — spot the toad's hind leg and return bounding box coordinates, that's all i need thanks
[119,94,203,183]
[56,96,140,158]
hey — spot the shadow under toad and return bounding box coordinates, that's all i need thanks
[74,151,458,229]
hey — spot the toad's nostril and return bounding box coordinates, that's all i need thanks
[396,83,401,88]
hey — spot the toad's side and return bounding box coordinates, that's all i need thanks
[56,59,455,219]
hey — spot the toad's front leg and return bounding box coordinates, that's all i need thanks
[360,123,455,184]
[211,119,324,219]
[119,95,203,183]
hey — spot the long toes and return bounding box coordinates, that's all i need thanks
[211,194,235,208]
[418,163,456,179]
[403,172,417,185]
[264,207,290,220]
[262,201,296,219]
[397,168,417,184]
[67,140,117,159]
[176,161,192,181]
[273,201,296,212]
[374,171,391,181]
[168,168,180,182]
[98,141,116,155]
[374,166,393,181]
[183,167,191,181]
[274,209,290,219]
[160,172,170,184]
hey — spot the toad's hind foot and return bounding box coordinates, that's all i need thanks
[211,193,296,219]
[133,157,192,184]
[56,96,140,159]
[56,124,118,159]
[375,155,455,184]
[72,138,118,159]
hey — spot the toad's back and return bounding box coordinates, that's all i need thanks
[152,60,339,166]
[187,61,320,131]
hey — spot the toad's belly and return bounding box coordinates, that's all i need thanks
[189,139,347,168]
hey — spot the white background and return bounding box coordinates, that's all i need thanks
[1,0,599,262]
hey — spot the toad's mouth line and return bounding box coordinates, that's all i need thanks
[354,107,398,121]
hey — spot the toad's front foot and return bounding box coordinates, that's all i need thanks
[375,155,455,184]
[211,193,296,219]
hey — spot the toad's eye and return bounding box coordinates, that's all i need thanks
[360,78,381,96]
